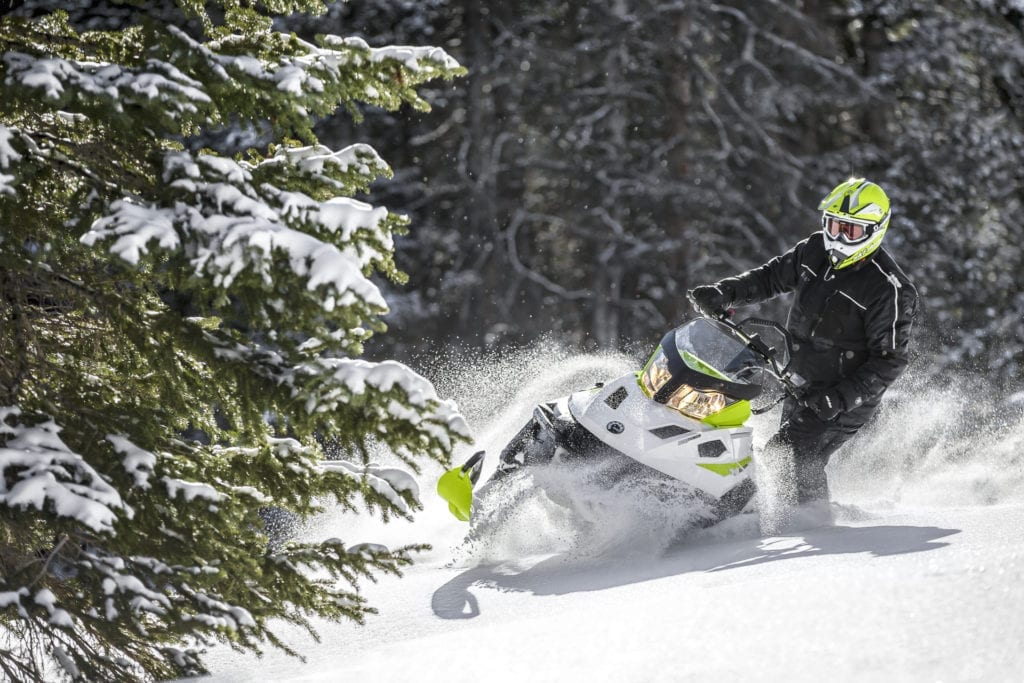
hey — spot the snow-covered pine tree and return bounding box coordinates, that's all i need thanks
[0,1,467,680]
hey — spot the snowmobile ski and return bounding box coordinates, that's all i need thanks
[436,450,485,521]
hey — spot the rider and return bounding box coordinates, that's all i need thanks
[688,178,918,517]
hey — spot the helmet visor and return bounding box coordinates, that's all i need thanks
[824,215,872,244]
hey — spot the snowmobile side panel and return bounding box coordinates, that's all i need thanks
[568,374,755,499]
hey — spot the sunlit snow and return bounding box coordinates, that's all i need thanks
[189,346,1024,682]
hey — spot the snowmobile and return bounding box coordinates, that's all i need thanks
[437,315,805,526]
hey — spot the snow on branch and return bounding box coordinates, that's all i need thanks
[298,358,471,448]
[106,435,158,489]
[327,36,461,72]
[264,143,385,173]
[254,143,390,195]
[2,51,211,114]
[0,124,22,168]
[194,339,468,462]
[0,588,29,618]
[79,201,181,267]
[201,28,462,93]
[319,459,421,515]
[180,590,255,631]
[162,477,224,505]
[160,25,462,120]
[209,437,315,495]
[82,551,174,621]
[207,433,423,517]
[0,407,129,534]
[0,123,22,196]
[32,589,74,628]
[80,149,395,312]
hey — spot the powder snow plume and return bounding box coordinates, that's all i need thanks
[302,342,1024,568]
[829,370,1024,509]
[425,339,720,565]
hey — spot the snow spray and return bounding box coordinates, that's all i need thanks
[303,340,1024,566]
[427,340,746,564]
[828,370,1024,509]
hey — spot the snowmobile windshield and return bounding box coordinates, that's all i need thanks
[639,318,764,417]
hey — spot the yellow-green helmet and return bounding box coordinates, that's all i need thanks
[817,178,891,269]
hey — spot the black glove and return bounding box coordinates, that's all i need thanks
[687,284,733,319]
[802,386,844,421]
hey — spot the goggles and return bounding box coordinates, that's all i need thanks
[822,214,874,244]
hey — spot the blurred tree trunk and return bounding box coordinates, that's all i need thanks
[861,10,891,144]
[661,5,696,325]
[590,0,629,349]
[460,0,495,333]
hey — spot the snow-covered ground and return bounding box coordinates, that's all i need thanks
[194,349,1024,683]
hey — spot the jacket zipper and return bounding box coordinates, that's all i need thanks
[809,296,834,338]
[809,262,838,339]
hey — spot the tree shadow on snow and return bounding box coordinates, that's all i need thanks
[430,522,959,620]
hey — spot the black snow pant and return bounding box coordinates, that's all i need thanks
[764,398,869,504]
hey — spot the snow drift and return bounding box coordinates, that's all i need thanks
[195,343,1024,682]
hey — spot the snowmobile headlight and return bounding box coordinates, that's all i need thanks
[665,384,728,420]
[640,354,730,420]
[640,353,672,397]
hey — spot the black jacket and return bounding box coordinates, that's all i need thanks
[718,232,918,418]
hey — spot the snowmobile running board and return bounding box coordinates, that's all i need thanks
[437,450,485,521]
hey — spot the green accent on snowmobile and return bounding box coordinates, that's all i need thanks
[437,465,475,521]
[702,400,751,427]
[680,350,730,380]
[697,456,752,476]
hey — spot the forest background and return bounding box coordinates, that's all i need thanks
[13,0,1023,377]
[293,0,1024,384]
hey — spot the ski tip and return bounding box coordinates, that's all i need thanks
[461,450,485,484]
[437,451,486,522]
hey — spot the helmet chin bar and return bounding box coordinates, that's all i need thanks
[826,241,858,262]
